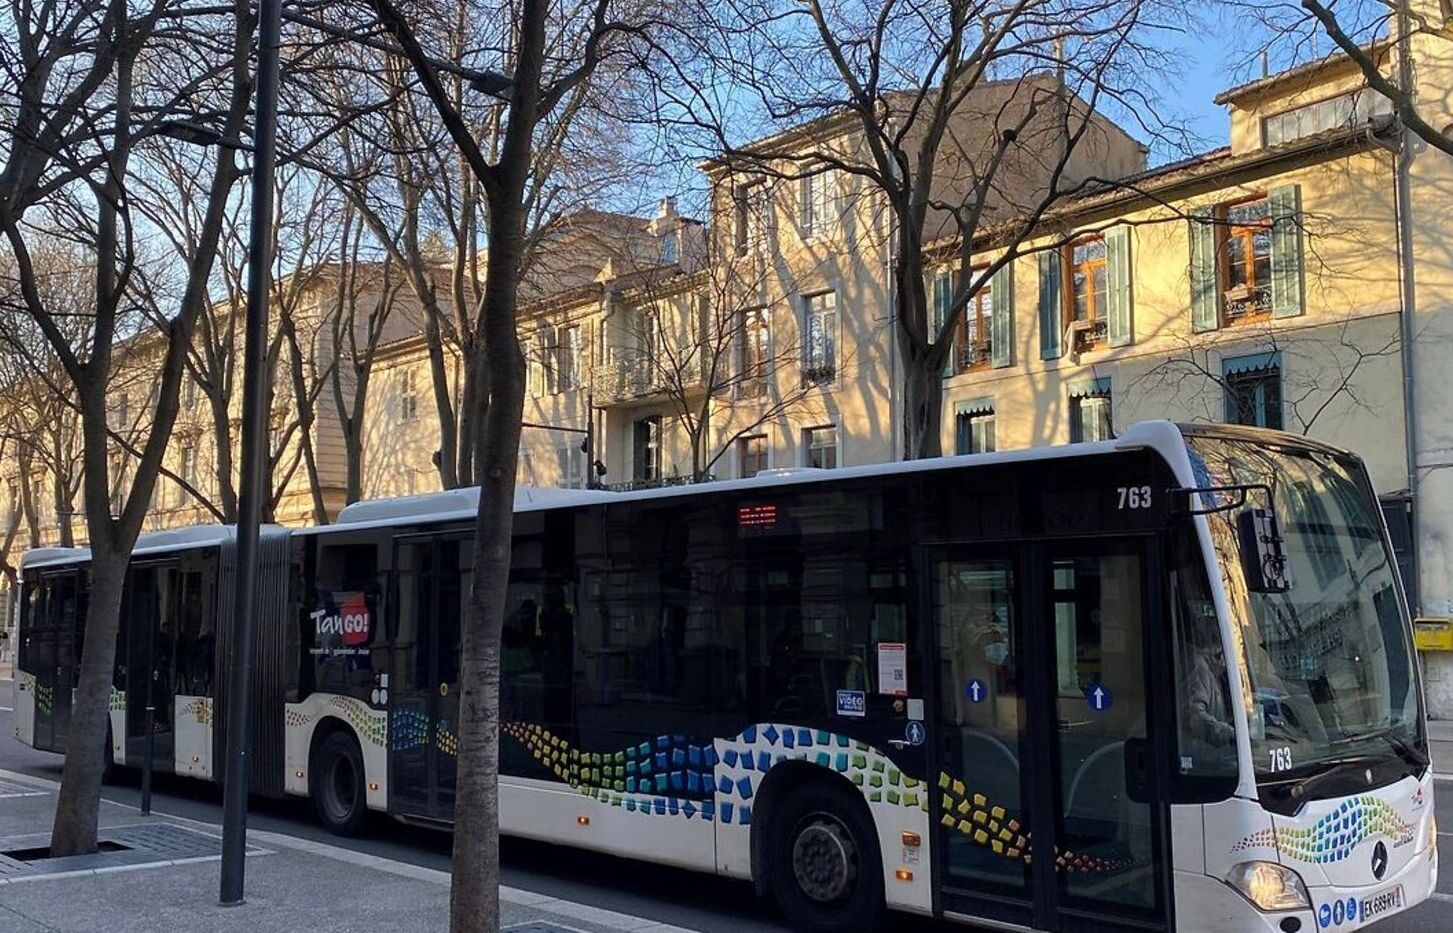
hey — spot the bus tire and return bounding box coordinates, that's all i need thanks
[768,780,884,932]
[311,729,367,836]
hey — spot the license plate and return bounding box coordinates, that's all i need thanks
[1359,884,1405,922]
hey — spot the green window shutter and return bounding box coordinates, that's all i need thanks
[1269,184,1305,319]
[1038,250,1062,360]
[991,262,1014,368]
[1189,212,1219,333]
[933,270,954,377]
[1105,225,1132,347]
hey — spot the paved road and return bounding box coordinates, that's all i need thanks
[1,684,1450,932]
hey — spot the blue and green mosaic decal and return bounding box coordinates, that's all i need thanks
[35,681,53,714]
[503,722,720,820]
[1234,795,1417,864]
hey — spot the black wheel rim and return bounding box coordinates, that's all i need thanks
[790,811,859,904]
[327,753,357,822]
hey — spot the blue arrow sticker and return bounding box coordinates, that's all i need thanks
[965,679,987,703]
[905,721,926,746]
[1085,684,1113,712]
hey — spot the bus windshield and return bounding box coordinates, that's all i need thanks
[1185,433,1423,781]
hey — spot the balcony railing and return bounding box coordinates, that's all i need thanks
[1224,284,1273,322]
[957,341,993,372]
[590,353,705,404]
[1072,319,1108,353]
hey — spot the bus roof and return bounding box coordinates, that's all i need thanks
[24,420,1345,564]
[296,420,1194,537]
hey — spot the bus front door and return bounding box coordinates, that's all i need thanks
[928,538,1170,932]
[389,535,466,823]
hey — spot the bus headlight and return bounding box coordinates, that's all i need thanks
[1226,861,1311,912]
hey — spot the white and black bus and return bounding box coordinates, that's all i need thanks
[15,422,1436,933]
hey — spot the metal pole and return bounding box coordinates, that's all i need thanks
[219,0,281,905]
[585,392,595,489]
[1393,0,1422,613]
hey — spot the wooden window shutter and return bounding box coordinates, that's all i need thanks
[1189,211,1220,333]
[1038,250,1063,360]
[1106,225,1133,347]
[991,262,1014,368]
[1269,184,1305,319]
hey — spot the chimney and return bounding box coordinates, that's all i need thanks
[657,196,679,221]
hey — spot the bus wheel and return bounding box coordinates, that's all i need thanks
[769,781,884,932]
[311,730,367,836]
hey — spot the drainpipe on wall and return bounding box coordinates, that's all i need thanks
[1393,0,1422,613]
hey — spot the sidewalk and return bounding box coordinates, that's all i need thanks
[1429,718,1453,779]
[0,769,693,933]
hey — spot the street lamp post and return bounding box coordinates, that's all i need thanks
[218,0,282,906]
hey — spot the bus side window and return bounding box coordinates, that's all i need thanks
[1169,529,1239,796]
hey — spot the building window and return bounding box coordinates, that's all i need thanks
[1220,197,1273,322]
[183,375,196,407]
[1069,381,1113,443]
[800,169,834,238]
[399,369,418,421]
[115,394,129,430]
[803,425,838,469]
[557,324,582,392]
[1263,90,1392,147]
[734,182,774,255]
[738,308,769,398]
[802,291,837,385]
[739,434,768,478]
[556,445,584,489]
[1223,353,1283,430]
[660,230,679,264]
[1065,236,1108,349]
[955,406,996,454]
[961,274,993,372]
[525,336,545,398]
[640,311,662,366]
[632,416,661,483]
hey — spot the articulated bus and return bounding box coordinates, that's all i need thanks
[14,422,1436,932]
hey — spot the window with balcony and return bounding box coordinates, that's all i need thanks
[1065,236,1108,350]
[399,368,418,420]
[738,308,769,398]
[556,445,584,489]
[557,324,582,392]
[1262,90,1392,147]
[1223,352,1283,430]
[1220,197,1273,323]
[802,291,837,385]
[959,273,994,373]
[803,425,838,469]
[1069,380,1113,443]
[739,434,768,478]
[633,416,661,483]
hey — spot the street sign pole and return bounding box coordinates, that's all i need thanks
[218,0,281,905]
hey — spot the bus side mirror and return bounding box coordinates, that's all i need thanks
[1237,507,1291,594]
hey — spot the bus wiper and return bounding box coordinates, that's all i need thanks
[1330,728,1428,770]
[1261,755,1381,807]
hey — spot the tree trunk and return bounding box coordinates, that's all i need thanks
[48,547,126,855]
[901,344,945,460]
[451,241,526,933]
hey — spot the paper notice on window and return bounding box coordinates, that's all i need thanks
[877,642,908,696]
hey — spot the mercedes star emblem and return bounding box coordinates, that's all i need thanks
[1371,841,1388,881]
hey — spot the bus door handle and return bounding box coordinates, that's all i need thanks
[1124,737,1152,803]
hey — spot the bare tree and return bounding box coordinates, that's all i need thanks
[0,0,253,855]
[646,0,1185,457]
[343,0,643,928]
